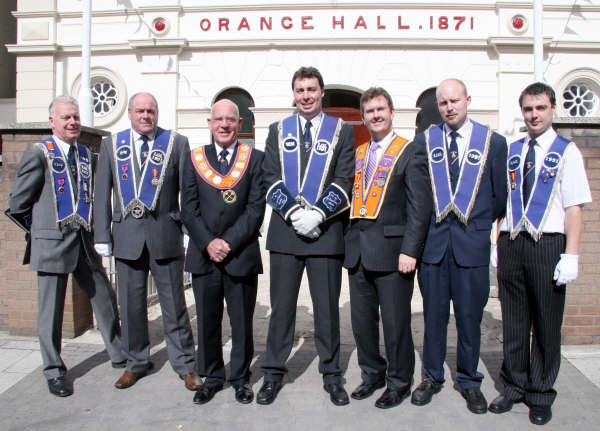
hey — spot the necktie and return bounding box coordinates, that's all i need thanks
[218,149,229,174]
[140,135,149,168]
[365,142,379,184]
[67,145,78,184]
[448,130,460,192]
[303,121,313,152]
[523,138,537,206]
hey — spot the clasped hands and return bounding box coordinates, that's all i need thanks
[290,208,324,239]
[207,238,230,263]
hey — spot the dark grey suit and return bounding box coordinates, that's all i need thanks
[9,139,124,380]
[93,127,196,375]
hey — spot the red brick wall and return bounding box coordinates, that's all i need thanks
[0,131,94,337]
[555,126,600,344]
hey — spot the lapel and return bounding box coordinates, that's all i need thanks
[206,144,219,170]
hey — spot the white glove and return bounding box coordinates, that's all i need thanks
[553,254,579,285]
[94,243,112,257]
[490,245,497,268]
[295,227,322,239]
[290,209,324,236]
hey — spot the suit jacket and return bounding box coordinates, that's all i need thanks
[344,139,432,272]
[263,115,355,256]
[9,142,102,274]
[93,127,189,261]
[181,144,265,277]
[414,123,508,267]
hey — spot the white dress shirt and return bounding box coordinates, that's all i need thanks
[370,130,395,164]
[299,111,324,140]
[132,130,155,168]
[500,127,592,234]
[214,141,237,165]
[444,118,474,164]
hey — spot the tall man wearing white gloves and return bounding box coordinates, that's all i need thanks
[489,82,591,425]
[259,66,355,406]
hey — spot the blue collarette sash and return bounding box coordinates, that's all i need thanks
[113,127,174,218]
[507,135,570,240]
[38,138,93,230]
[426,121,491,224]
[280,114,342,205]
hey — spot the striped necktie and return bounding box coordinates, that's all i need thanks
[365,142,379,184]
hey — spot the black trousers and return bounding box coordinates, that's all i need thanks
[192,270,257,387]
[497,232,566,406]
[261,252,343,384]
[348,261,415,391]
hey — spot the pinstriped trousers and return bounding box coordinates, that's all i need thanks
[497,232,566,407]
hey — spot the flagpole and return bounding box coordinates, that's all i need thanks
[78,0,93,126]
[533,0,544,82]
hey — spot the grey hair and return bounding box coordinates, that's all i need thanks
[128,92,159,111]
[48,96,79,117]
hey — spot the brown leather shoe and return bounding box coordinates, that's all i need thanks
[114,370,147,389]
[182,373,203,391]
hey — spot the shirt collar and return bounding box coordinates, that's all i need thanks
[299,111,324,131]
[444,118,472,139]
[214,141,237,157]
[372,130,394,149]
[527,127,557,151]
[132,129,155,142]
[53,135,76,155]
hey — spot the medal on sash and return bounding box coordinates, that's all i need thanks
[507,135,570,240]
[350,135,409,219]
[190,143,252,205]
[425,121,491,224]
[38,138,93,230]
[113,127,174,219]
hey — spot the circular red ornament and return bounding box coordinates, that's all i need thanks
[154,19,166,32]
[512,16,524,30]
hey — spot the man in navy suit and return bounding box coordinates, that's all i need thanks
[412,79,507,414]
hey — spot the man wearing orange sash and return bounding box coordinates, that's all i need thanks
[181,99,265,405]
[344,87,432,409]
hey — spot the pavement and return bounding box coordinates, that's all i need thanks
[1,265,599,430]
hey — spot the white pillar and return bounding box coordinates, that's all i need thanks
[78,0,93,126]
[533,0,544,82]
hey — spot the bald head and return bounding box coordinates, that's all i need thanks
[208,99,242,149]
[436,78,471,130]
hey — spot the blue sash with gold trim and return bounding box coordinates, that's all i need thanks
[426,121,491,224]
[39,138,92,230]
[280,114,342,206]
[508,135,569,240]
[113,128,174,218]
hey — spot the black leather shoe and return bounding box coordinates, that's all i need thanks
[411,379,442,406]
[460,387,488,414]
[256,381,282,405]
[111,359,127,369]
[374,387,410,409]
[193,384,223,405]
[489,394,517,414]
[324,383,350,406]
[351,380,385,400]
[47,377,72,397]
[234,383,254,404]
[529,405,552,425]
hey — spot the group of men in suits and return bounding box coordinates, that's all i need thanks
[9,68,590,425]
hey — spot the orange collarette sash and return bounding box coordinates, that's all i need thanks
[190,143,252,189]
[350,135,410,219]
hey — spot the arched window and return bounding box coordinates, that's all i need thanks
[415,87,442,134]
[215,88,255,145]
[323,88,370,147]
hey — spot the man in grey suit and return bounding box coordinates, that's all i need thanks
[93,92,202,391]
[9,96,125,397]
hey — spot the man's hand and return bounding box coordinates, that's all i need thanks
[94,243,112,257]
[290,209,324,236]
[206,238,231,263]
[553,254,579,285]
[398,253,417,274]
